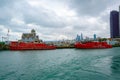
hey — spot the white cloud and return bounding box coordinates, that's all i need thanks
[11,18,25,25]
[0,0,119,41]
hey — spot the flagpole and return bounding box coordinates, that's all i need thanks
[2,36,3,42]
[7,29,9,42]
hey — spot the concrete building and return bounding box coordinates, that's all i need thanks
[21,29,42,42]
[110,10,119,38]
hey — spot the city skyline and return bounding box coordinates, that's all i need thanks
[0,0,120,41]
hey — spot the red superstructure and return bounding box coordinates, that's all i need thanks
[74,41,112,49]
[10,41,56,50]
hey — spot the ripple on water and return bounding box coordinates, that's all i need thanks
[0,71,16,80]
[0,48,120,80]
[111,55,120,73]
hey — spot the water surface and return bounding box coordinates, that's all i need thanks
[0,48,120,80]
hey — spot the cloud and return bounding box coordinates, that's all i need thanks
[0,0,16,7]
[0,0,119,41]
[68,0,114,16]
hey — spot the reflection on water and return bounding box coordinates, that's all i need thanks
[111,55,120,71]
[111,55,120,79]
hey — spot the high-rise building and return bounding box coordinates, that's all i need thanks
[81,33,83,40]
[93,34,97,41]
[76,34,80,41]
[110,10,119,38]
[119,6,120,36]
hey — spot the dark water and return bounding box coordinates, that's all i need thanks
[0,48,120,80]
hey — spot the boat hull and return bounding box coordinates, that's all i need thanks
[10,41,56,50]
[75,42,112,49]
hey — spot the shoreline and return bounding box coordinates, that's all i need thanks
[0,45,120,51]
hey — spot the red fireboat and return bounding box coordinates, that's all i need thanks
[9,29,56,50]
[10,41,56,50]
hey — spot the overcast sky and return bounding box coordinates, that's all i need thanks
[0,0,120,41]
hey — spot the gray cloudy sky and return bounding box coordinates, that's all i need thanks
[0,0,119,41]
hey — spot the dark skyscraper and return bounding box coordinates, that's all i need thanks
[110,11,119,38]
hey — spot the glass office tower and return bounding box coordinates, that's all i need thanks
[110,11,119,38]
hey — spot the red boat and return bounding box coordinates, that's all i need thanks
[9,29,56,50]
[10,41,56,50]
[74,41,112,49]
